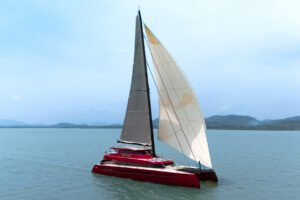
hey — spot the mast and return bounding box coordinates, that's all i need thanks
[138,10,156,157]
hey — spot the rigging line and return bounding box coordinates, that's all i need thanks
[144,53,190,167]
[143,33,198,163]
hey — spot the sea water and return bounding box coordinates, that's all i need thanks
[0,128,299,200]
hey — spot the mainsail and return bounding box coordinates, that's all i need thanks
[144,25,212,168]
[119,13,155,148]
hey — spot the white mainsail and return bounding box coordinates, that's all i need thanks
[144,25,212,168]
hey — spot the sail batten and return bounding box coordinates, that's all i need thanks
[144,24,212,168]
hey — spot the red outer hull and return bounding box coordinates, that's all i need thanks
[92,164,200,188]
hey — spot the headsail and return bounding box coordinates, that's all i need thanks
[144,25,212,168]
[119,13,154,147]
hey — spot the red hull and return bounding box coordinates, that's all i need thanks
[92,164,200,188]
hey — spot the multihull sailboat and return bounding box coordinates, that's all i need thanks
[92,11,217,188]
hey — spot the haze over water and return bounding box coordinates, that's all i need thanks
[0,128,299,200]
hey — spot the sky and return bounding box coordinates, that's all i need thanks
[0,0,300,124]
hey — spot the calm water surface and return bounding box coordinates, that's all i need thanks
[0,128,299,200]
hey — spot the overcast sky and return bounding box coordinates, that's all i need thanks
[0,0,299,124]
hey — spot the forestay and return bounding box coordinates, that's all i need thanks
[144,25,212,168]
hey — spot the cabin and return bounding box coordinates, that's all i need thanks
[101,147,174,168]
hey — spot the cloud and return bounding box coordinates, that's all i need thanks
[11,95,21,102]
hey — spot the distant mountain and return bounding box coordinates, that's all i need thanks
[48,123,122,128]
[262,116,300,124]
[205,115,260,129]
[49,122,80,128]
[250,120,300,130]
[0,120,122,128]
[1,115,300,130]
[153,115,300,130]
[0,119,27,127]
[205,115,300,130]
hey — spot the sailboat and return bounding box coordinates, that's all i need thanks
[92,11,217,188]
